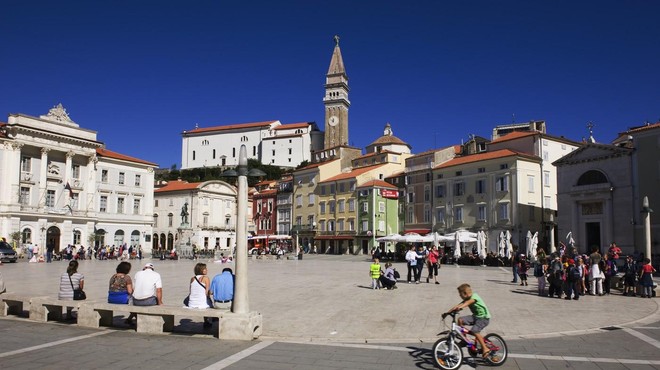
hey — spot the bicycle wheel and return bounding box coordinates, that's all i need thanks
[483,333,508,366]
[432,338,463,370]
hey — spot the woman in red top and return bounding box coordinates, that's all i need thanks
[639,258,656,298]
[426,245,440,284]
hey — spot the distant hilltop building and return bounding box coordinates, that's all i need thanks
[180,120,323,170]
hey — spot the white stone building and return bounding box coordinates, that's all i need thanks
[0,105,157,253]
[180,120,323,170]
[153,179,237,253]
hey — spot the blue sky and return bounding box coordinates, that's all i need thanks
[1,1,659,168]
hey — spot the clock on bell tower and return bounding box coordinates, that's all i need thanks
[323,35,350,149]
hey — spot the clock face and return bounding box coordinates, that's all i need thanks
[329,116,338,126]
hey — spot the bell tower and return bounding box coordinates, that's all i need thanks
[323,35,350,149]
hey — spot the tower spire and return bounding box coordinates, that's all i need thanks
[327,35,346,76]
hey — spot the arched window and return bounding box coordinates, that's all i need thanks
[577,170,608,186]
[21,228,32,244]
[167,233,174,250]
[130,230,140,247]
[114,230,125,246]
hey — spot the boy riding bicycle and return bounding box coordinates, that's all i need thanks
[443,283,491,358]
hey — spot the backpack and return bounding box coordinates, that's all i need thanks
[393,269,400,279]
[569,266,581,281]
[533,263,544,277]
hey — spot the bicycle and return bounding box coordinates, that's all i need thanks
[432,311,508,369]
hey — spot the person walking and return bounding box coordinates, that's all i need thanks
[511,246,520,283]
[58,260,84,320]
[415,246,425,284]
[426,245,440,284]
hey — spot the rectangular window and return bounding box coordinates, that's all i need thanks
[329,201,335,213]
[21,156,31,172]
[100,195,107,212]
[319,220,326,232]
[543,171,550,187]
[348,199,355,212]
[407,207,414,223]
[455,171,462,176]
[327,220,334,232]
[337,219,344,231]
[253,146,256,156]
[436,208,445,224]
[117,197,125,214]
[407,192,414,203]
[362,202,368,212]
[135,174,141,187]
[330,184,336,194]
[529,204,535,221]
[45,190,56,207]
[118,172,125,185]
[477,167,485,173]
[168,214,173,227]
[426,173,431,181]
[72,164,80,179]
[338,200,345,212]
[319,202,326,214]
[424,206,430,222]
[496,176,509,192]
[295,216,302,227]
[20,187,30,205]
[71,193,79,210]
[455,206,463,222]
[478,205,486,221]
[339,183,345,193]
[296,195,302,207]
[499,203,509,220]
[543,150,549,161]
[350,181,356,191]
[378,201,385,213]
[101,170,108,183]
[320,185,326,195]
[308,194,315,205]
[378,220,385,232]
[500,164,508,170]
[454,182,465,196]
[348,219,354,231]
[528,175,535,192]
[154,200,159,207]
[424,187,430,201]
[475,179,486,194]
[436,185,445,198]
[272,150,275,156]
[288,148,292,155]
[361,220,369,233]
[232,148,236,157]
[133,199,140,214]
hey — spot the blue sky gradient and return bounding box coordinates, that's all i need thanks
[1,1,659,168]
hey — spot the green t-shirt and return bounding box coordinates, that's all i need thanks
[467,292,490,319]
[370,263,381,278]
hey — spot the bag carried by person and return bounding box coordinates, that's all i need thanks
[533,263,544,277]
[569,266,581,281]
[108,291,130,304]
[68,275,86,301]
[393,269,400,279]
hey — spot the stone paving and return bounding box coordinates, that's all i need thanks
[1,254,658,341]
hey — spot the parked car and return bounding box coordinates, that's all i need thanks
[0,241,18,263]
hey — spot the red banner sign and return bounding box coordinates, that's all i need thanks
[381,189,399,199]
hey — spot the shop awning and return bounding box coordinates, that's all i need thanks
[404,228,430,234]
[314,235,354,240]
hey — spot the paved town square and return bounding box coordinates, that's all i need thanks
[1,255,658,369]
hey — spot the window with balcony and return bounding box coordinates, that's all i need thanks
[46,190,55,207]
[100,195,108,213]
[119,172,125,185]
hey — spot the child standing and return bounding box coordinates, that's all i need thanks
[621,255,637,296]
[518,254,529,286]
[639,258,657,298]
[533,258,547,296]
[369,258,382,290]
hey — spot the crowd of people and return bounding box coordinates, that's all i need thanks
[512,242,656,300]
[55,260,235,324]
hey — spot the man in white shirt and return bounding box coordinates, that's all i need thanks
[133,263,163,306]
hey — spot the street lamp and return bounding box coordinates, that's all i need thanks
[221,145,265,314]
[641,196,653,262]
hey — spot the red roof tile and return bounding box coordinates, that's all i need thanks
[184,120,277,134]
[154,180,202,193]
[622,122,660,134]
[273,122,310,130]
[433,149,539,170]
[96,148,158,166]
[321,164,385,183]
[358,180,399,189]
[489,131,537,144]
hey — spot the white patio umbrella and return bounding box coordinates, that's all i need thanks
[400,232,426,243]
[498,231,506,257]
[375,234,402,243]
[505,230,513,258]
[478,231,487,260]
[530,232,539,262]
[453,232,462,260]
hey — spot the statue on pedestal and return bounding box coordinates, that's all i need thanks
[180,202,189,226]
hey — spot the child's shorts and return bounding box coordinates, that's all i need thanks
[460,315,490,333]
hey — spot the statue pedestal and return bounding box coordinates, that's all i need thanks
[177,225,194,256]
